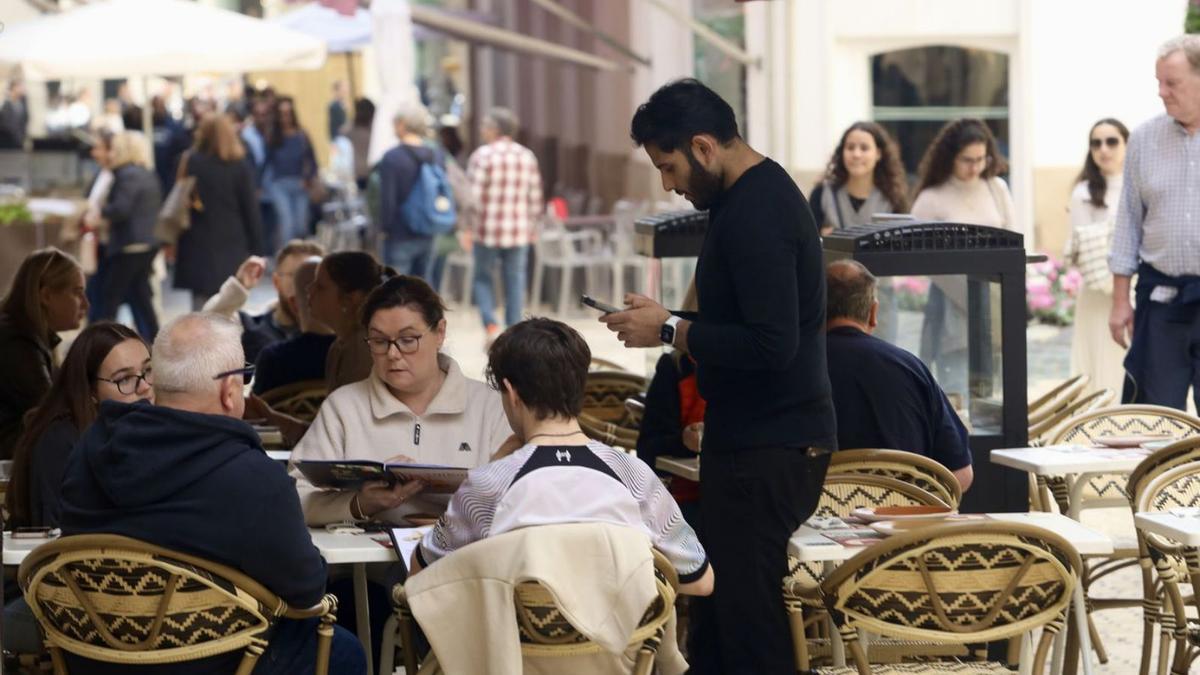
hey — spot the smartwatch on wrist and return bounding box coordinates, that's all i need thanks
[660,315,682,346]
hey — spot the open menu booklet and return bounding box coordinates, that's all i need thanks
[295,459,468,495]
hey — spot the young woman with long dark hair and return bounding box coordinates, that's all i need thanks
[0,248,88,459]
[911,119,1016,401]
[1066,118,1130,395]
[811,121,909,234]
[6,322,152,528]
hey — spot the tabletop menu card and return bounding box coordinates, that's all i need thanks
[296,459,468,494]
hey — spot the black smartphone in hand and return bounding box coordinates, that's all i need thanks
[581,295,622,314]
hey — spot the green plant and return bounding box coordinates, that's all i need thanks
[0,202,31,226]
[1187,0,1200,33]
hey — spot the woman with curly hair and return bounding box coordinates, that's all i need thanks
[910,119,1016,401]
[810,121,909,234]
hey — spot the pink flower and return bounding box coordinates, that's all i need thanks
[1061,269,1083,296]
[1027,278,1051,295]
[1028,292,1056,311]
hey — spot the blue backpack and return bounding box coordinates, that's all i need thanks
[400,146,457,236]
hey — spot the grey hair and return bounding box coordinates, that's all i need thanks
[393,101,430,136]
[825,260,877,324]
[483,107,519,137]
[151,312,244,395]
[1158,34,1200,74]
[293,257,321,327]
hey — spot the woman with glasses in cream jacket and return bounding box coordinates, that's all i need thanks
[290,275,512,526]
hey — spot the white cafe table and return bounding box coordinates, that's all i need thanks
[1134,510,1200,546]
[4,529,399,675]
[788,512,1113,675]
[655,456,699,482]
[991,445,1154,518]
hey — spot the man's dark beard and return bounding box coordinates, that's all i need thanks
[684,147,724,211]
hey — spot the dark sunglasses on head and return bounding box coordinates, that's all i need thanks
[213,363,255,381]
[1090,137,1121,149]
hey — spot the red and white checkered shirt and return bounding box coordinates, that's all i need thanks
[466,138,544,248]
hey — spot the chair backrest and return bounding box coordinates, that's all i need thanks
[828,449,962,508]
[1128,437,1200,506]
[1047,404,1200,446]
[814,474,948,519]
[821,521,1079,648]
[1029,389,1114,445]
[588,357,629,373]
[579,412,639,451]
[19,534,280,665]
[583,371,647,424]
[514,548,677,656]
[258,379,328,423]
[1134,461,1200,565]
[1028,374,1089,425]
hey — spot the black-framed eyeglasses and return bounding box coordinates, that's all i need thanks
[213,363,255,381]
[364,330,430,356]
[1089,137,1122,149]
[97,368,153,395]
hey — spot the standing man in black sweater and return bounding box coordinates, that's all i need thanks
[602,79,837,675]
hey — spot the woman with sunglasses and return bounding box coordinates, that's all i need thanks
[6,322,152,529]
[1066,119,1130,395]
[291,275,512,527]
[911,119,1015,403]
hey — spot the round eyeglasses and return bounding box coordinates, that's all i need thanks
[97,368,153,395]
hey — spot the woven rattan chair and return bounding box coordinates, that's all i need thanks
[580,371,646,450]
[258,379,328,423]
[785,475,954,671]
[1041,405,1200,665]
[18,534,338,675]
[809,520,1081,675]
[827,449,963,509]
[583,371,647,423]
[1028,374,1090,428]
[1135,460,1200,675]
[1127,440,1200,675]
[1028,389,1115,448]
[390,548,678,675]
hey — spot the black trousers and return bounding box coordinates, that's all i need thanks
[95,249,159,342]
[688,446,831,675]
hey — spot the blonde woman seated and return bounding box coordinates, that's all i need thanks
[290,275,512,525]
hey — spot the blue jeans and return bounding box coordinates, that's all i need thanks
[267,176,309,250]
[384,236,435,280]
[473,244,528,328]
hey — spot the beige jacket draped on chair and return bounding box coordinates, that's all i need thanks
[405,522,686,675]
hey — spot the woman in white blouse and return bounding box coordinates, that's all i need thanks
[911,119,1016,401]
[1066,118,1129,395]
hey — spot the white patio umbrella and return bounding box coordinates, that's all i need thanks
[0,0,327,165]
[0,0,326,80]
[367,0,421,166]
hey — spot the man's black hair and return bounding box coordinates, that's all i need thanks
[630,78,740,152]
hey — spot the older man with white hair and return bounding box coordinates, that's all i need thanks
[57,312,366,675]
[1110,34,1200,410]
[379,101,446,279]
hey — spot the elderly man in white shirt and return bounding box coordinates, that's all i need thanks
[1110,34,1200,410]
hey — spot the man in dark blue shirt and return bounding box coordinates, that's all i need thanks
[253,257,335,395]
[825,260,974,491]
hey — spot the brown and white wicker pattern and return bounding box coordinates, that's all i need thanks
[19,535,337,673]
[819,522,1079,675]
[826,449,963,509]
[1028,389,1114,447]
[258,378,327,423]
[818,662,1012,674]
[582,371,647,424]
[1047,405,1200,504]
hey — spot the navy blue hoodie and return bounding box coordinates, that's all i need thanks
[58,400,327,672]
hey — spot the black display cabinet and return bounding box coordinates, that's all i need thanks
[822,222,1030,514]
[634,213,1031,514]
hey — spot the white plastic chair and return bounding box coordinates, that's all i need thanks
[530,214,609,316]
